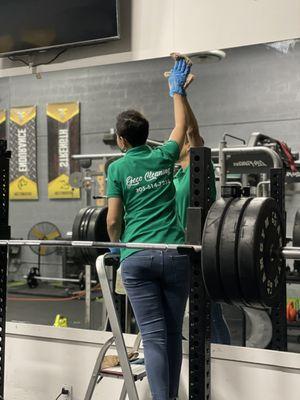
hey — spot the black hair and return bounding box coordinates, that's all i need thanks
[116,109,149,147]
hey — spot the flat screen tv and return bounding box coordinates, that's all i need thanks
[0,0,119,56]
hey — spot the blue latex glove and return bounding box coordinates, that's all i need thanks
[168,58,191,97]
[109,247,121,255]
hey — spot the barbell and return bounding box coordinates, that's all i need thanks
[2,198,300,308]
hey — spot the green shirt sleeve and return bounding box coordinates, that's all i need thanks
[106,163,122,198]
[153,140,180,163]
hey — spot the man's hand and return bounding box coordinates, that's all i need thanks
[168,58,191,97]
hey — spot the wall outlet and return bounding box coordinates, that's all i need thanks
[61,384,72,399]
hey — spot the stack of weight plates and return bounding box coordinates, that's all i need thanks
[72,206,110,265]
[202,197,284,308]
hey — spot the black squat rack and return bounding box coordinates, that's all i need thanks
[0,143,288,400]
[187,147,287,400]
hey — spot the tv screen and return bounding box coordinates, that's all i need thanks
[0,0,119,56]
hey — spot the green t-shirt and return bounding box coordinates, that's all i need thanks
[174,163,217,228]
[107,141,185,261]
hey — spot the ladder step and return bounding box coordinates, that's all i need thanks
[99,364,146,381]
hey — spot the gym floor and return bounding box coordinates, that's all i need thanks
[7,282,104,329]
[6,283,300,353]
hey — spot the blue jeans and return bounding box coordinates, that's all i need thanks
[121,250,189,400]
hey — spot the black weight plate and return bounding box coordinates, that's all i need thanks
[238,197,284,307]
[85,206,110,265]
[87,207,109,242]
[219,197,253,307]
[72,207,88,240]
[293,210,300,270]
[81,207,97,264]
[202,197,235,303]
[293,209,300,247]
[72,207,91,262]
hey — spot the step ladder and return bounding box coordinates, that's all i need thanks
[84,254,147,400]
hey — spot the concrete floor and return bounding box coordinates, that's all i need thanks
[7,282,105,330]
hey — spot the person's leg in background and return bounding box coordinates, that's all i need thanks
[162,251,190,400]
[121,250,169,400]
[211,302,231,345]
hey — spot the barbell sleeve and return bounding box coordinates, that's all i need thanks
[282,246,300,260]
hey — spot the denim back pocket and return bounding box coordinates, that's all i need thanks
[121,255,154,287]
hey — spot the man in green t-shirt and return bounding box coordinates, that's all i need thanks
[106,57,193,400]
[173,95,230,345]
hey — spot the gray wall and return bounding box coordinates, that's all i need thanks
[2,43,300,278]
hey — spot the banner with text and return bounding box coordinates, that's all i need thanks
[9,106,38,200]
[0,109,6,139]
[47,102,81,199]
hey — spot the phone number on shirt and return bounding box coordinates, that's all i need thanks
[136,178,171,193]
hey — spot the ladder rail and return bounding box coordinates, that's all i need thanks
[96,255,140,400]
[84,336,115,400]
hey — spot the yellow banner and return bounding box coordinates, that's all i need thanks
[48,174,80,199]
[0,109,6,139]
[0,109,6,125]
[9,106,38,200]
[47,102,81,199]
[47,102,79,124]
[10,176,38,200]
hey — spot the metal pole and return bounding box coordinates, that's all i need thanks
[188,147,212,400]
[85,182,92,207]
[23,275,97,284]
[257,180,270,197]
[72,153,123,161]
[261,174,268,197]
[72,138,163,162]
[282,247,300,259]
[3,239,300,259]
[270,167,287,351]
[0,239,202,252]
[219,136,227,187]
[85,264,92,329]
